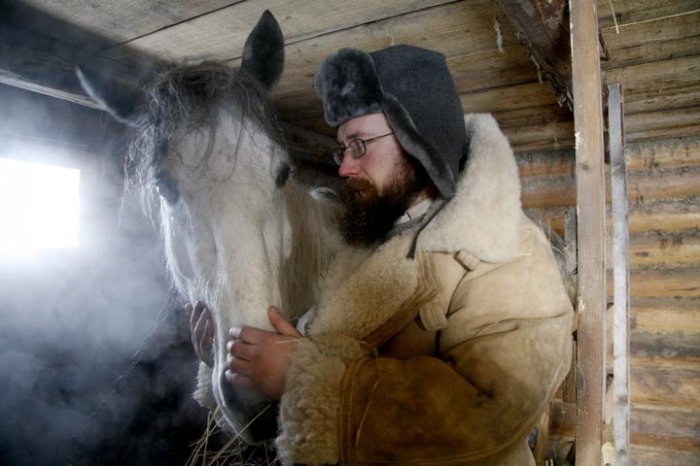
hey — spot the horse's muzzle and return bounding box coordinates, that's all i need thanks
[220,371,279,443]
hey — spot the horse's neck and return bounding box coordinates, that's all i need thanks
[278,180,342,319]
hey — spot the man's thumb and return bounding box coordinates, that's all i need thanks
[268,306,300,337]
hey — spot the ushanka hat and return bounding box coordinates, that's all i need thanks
[314,45,468,199]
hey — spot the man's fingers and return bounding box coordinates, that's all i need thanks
[229,326,265,344]
[227,355,252,375]
[228,340,255,361]
[268,306,301,337]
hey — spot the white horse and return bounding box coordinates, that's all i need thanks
[78,11,343,443]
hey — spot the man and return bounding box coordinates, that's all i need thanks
[190,44,574,465]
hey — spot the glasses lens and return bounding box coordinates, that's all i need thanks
[332,148,344,165]
[348,140,365,158]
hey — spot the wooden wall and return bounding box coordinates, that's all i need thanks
[519,137,700,465]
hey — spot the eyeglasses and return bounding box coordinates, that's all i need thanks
[331,132,395,166]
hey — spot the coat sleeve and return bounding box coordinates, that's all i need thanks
[276,226,573,466]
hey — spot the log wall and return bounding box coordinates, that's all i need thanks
[521,137,700,465]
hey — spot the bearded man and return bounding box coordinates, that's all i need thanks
[190,44,574,465]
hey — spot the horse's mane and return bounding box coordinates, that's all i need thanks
[280,183,343,316]
[125,61,286,217]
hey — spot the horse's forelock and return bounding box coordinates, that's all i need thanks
[124,61,285,220]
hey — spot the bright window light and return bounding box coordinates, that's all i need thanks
[0,158,80,254]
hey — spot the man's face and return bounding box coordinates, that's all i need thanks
[336,113,406,195]
[336,113,422,245]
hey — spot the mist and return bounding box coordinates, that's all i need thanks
[0,82,213,465]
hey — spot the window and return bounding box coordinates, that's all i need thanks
[0,158,80,254]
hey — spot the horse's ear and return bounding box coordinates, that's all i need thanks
[76,65,144,126]
[240,10,284,90]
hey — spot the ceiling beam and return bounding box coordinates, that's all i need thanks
[497,0,573,108]
[0,1,154,109]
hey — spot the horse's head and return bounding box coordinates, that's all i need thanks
[78,11,292,442]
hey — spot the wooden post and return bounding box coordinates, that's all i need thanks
[608,83,630,466]
[570,1,607,465]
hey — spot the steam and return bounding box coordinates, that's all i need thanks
[0,84,210,465]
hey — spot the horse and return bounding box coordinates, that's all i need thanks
[78,11,344,444]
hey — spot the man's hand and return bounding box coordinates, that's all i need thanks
[225,306,300,400]
[185,301,214,367]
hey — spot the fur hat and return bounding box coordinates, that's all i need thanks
[314,45,468,198]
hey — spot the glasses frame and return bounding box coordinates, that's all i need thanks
[332,132,395,166]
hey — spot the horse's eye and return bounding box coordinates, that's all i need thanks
[154,175,180,204]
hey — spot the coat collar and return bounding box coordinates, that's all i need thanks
[417,113,522,263]
[308,114,522,339]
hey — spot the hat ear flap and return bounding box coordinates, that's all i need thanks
[240,10,284,90]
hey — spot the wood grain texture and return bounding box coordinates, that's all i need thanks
[570,1,607,464]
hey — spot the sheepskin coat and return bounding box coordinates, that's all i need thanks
[276,114,574,465]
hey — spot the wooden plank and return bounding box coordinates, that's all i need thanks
[447,46,538,93]
[498,0,572,107]
[609,83,631,465]
[630,445,700,466]
[516,137,700,179]
[499,120,575,152]
[631,332,700,365]
[550,402,700,453]
[601,10,700,67]
[625,108,700,143]
[526,197,700,238]
[521,173,575,208]
[290,113,575,153]
[267,0,520,95]
[623,267,700,299]
[625,200,700,234]
[111,0,489,63]
[623,85,700,116]
[630,406,700,450]
[625,231,700,268]
[571,1,607,463]
[625,138,700,171]
[626,166,700,205]
[631,298,700,334]
[521,165,700,209]
[459,81,559,113]
[0,6,155,110]
[603,55,700,94]
[0,70,100,110]
[631,366,700,409]
[596,0,700,29]
[516,150,575,177]
[21,0,238,43]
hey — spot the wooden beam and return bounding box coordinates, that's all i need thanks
[608,83,631,466]
[0,2,155,111]
[570,1,607,466]
[497,0,573,108]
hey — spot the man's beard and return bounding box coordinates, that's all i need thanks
[340,164,421,246]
